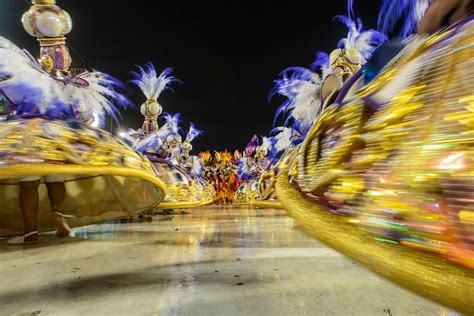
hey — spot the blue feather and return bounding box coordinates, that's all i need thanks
[378,0,431,38]
[347,0,355,20]
[310,52,329,72]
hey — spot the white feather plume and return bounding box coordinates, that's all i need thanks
[259,136,272,153]
[0,37,65,113]
[272,67,323,135]
[130,63,179,100]
[336,16,387,64]
[0,36,127,125]
[272,127,298,152]
[0,36,24,55]
[63,72,126,126]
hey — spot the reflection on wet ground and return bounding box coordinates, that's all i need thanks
[0,206,456,315]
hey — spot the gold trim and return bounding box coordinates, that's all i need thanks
[250,199,283,209]
[32,0,56,5]
[0,164,167,196]
[157,199,213,210]
[199,199,214,207]
[38,37,66,46]
[275,164,474,313]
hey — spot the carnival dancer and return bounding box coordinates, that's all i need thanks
[237,135,260,180]
[0,0,166,243]
[290,0,474,268]
[179,123,204,176]
[270,11,385,146]
[125,63,181,154]
[125,63,213,206]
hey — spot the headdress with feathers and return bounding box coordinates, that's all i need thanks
[130,63,180,101]
[199,151,212,162]
[269,2,386,138]
[256,136,272,157]
[335,15,387,64]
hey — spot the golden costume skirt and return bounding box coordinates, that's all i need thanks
[0,118,166,236]
[150,159,214,208]
[277,18,474,313]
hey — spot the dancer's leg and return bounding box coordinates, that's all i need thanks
[18,180,41,242]
[45,181,70,238]
[45,181,65,213]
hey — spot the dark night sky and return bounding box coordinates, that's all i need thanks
[1,0,379,152]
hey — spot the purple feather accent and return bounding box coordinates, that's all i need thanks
[161,112,181,128]
[245,134,259,156]
[186,122,204,142]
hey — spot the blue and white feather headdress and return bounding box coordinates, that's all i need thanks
[256,136,272,156]
[269,3,386,138]
[335,15,388,64]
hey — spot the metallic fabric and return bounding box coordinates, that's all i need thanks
[0,118,166,236]
[276,18,474,313]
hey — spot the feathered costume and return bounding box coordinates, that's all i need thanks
[125,64,181,150]
[240,4,387,204]
[237,135,259,180]
[0,36,166,236]
[0,37,126,127]
[125,64,185,166]
[287,0,474,290]
[269,12,386,149]
[179,123,204,176]
[125,63,211,205]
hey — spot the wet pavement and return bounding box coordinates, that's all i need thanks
[0,206,456,316]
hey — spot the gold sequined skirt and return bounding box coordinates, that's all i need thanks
[0,118,166,235]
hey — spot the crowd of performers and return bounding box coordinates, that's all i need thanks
[0,0,216,244]
[198,136,273,204]
[199,150,241,204]
[120,64,216,205]
[0,1,473,307]
[123,64,204,178]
